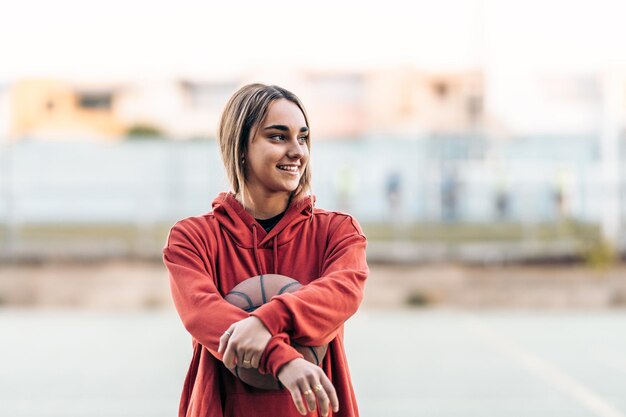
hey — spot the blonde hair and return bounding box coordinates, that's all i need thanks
[217,83,312,204]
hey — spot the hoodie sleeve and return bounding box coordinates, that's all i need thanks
[164,220,303,374]
[163,221,247,359]
[258,332,304,377]
[251,214,368,346]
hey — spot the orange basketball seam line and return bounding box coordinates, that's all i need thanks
[278,281,300,295]
[260,274,267,304]
[227,291,255,310]
[308,346,320,365]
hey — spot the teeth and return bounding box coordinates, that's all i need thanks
[278,165,298,172]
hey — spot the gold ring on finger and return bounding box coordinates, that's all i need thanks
[243,359,251,364]
[303,389,313,396]
[313,384,323,392]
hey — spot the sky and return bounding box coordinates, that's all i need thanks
[1,0,626,83]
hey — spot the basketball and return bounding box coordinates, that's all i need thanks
[224,274,328,390]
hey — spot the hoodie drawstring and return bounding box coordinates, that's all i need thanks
[251,224,263,275]
[273,237,278,274]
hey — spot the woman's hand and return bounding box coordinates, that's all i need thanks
[277,358,339,417]
[218,316,272,369]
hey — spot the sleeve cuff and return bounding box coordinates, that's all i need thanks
[258,332,303,378]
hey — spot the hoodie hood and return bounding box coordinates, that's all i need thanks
[212,192,314,250]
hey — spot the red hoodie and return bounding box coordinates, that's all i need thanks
[163,192,368,417]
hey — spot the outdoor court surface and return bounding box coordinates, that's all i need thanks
[1,308,625,417]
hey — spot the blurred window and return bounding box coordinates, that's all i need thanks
[467,95,482,121]
[433,82,448,99]
[77,93,112,110]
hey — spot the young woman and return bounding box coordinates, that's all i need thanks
[163,83,368,417]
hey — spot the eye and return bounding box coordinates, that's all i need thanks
[298,135,309,143]
[270,134,285,141]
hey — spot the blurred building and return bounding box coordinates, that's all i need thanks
[299,72,368,139]
[299,68,484,139]
[9,79,126,140]
[0,84,10,141]
[8,70,626,143]
[5,69,487,141]
[364,68,484,137]
[115,78,238,139]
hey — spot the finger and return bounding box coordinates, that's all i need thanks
[238,350,252,369]
[242,356,253,368]
[250,352,261,369]
[218,326,234,354]
[312,382,330,417]
[287,385,307,415]
[217,331,230,354]
[222,340,236,369]
[298,380,316,413]
[321,378,339,413]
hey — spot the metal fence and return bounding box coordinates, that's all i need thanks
[0,135,624,259]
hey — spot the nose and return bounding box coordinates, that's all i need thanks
[287,136,304,159]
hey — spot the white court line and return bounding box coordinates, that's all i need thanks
[463,315,625,417]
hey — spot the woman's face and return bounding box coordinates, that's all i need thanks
[244,99,309,198]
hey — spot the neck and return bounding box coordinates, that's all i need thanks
[236,188,292,220]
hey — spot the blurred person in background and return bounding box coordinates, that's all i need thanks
[385,170,402,218]
[441,165,461,222]
[163,84,369,417]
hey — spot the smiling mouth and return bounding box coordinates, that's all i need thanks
[277,165,299,173]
